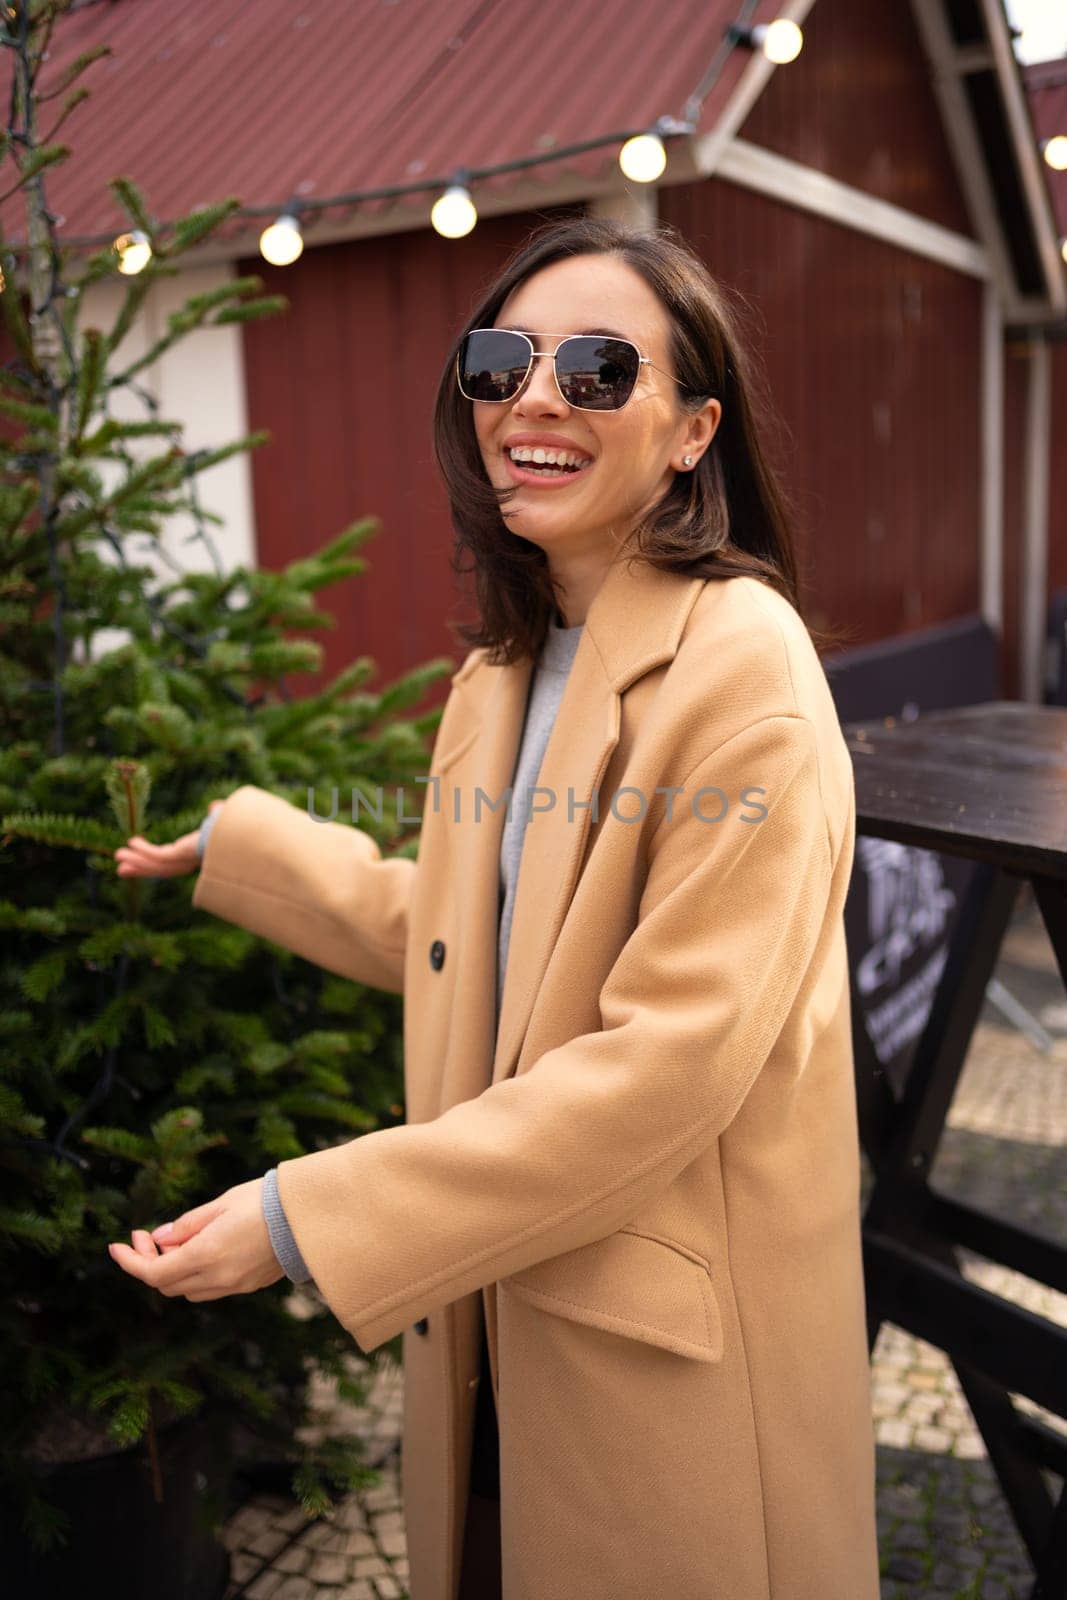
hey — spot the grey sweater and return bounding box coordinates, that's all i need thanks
[197,618,585,1285]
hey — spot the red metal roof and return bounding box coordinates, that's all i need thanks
[1025,58,1067,237]
[0,0,782,251]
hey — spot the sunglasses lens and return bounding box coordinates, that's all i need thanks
[555,337,640,410]
[457,330,530,401]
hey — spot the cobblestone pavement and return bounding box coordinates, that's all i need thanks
[222,886,1066,1600]
[221,1353,407,1600]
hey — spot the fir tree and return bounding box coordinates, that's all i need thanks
[0,0,450,1552]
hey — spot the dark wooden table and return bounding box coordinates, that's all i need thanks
[841,701,1067,1600]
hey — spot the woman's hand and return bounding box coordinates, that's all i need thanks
[114,799,226,879]
[107,1178,286,1301]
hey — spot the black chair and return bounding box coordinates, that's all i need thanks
[826,614,1001,1096]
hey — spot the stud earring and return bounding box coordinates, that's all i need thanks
[682,455,693,467]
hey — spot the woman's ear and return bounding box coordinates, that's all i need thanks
[696,397,722,449]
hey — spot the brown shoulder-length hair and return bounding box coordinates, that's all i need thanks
[432,214,853,665]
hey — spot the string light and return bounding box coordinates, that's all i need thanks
[114,229,152,275]
[257,14,783,246]
[727,18,804,64]
[430,183,477,239]
[5,10,786,260]
[259,212,304,266]
[1041,135,1067,172]
[619,133,668,184]
[618,114,696,184]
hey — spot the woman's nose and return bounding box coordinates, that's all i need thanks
[515,352,567,413]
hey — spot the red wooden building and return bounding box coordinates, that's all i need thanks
[5,0,1065,698]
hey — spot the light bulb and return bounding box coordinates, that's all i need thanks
[1042,136,1067,172]
[431,185,477,239]
[260,214,304,266]
[752,19,803,64]
[618,134,667,184]
[114,229,152,276]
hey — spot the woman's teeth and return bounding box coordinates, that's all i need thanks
[507,446,592,474]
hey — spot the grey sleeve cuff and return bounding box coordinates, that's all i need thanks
[261,1166,314,1285]
[196,809,219,860]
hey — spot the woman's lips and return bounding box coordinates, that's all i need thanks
[503,452,593,490]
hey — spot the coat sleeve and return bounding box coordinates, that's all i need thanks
[275,714,840,1352]
[190,784,414,994]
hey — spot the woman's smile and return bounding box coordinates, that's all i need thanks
[503,448,595,490]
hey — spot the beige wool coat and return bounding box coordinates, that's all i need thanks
[192,555,881,1600]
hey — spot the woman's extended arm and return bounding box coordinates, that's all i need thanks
[115,786,415,995]
[190,785,414,994]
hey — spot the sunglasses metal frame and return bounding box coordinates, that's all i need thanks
[456,328,691,411]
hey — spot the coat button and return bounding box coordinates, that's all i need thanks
[429,940,446,971]
[414,1317,429,1335]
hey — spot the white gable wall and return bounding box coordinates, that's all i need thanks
[82,259,256,582]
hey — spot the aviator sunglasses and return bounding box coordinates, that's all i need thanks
[456,327,692,413]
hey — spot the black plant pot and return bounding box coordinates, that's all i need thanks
[5,1410,233,1600]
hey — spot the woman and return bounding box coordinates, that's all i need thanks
[113,216,880,1600]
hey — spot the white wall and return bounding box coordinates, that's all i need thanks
[83,259,257,582]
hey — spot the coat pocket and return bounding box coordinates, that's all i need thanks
[499,1226,724,1363]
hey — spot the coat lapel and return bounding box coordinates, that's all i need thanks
[486,555,707,1087]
